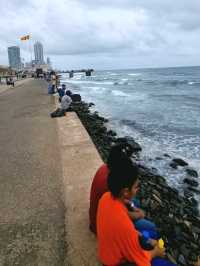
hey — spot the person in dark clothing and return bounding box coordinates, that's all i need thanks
[57,84,66,102]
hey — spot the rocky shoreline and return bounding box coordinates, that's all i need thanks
[70,98,200,266]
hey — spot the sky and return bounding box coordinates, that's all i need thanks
[0,0,200,70]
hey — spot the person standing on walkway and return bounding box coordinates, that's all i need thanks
[51,73,57,93]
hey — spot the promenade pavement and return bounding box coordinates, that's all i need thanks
[0,79,66,265]
[0,78,33,94]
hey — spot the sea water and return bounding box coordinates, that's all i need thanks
[61,66,200,203]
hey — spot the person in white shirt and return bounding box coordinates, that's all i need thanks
[60,91,72,111]
[50,90,72,118]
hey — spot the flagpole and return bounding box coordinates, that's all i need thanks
[20,34,32,70]
[28,36,32,66]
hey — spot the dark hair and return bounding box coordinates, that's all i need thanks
[107,144,133,170]
[62,84,66,88]
[65,90,72,96]
[107,160,139,197]
[116,138,134,157]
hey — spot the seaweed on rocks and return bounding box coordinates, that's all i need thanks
[71,100,200,266]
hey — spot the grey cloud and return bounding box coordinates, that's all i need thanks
[0,0,200,69]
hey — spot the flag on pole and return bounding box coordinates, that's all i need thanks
[20,35,30,41]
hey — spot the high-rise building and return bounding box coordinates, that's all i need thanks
[34,41,44,65]
[8,46,21,69]
[47,57,51,67]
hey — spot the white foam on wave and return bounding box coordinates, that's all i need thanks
[110,73,118,76]
[82,86,107,93]
[66,79,113,85]
[122,124,200,195]
[188,81,200,85]
[128,73,141,76]
[111,90,130,97]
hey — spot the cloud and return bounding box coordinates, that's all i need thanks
[0,0,200,69]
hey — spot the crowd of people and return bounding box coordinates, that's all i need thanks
[47,72,73,117]
[89,142,199,266]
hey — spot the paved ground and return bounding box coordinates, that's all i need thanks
[56,112,102,266]
[0,80,66,265]
[0,78,33,94]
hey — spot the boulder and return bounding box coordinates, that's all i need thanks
[163,153,171,158]
[71,94,82,102]
[185,168,198,178]
[155,157,163,160]
[183,178,198,187]
[169,162,178,169]
[187,186,200,194]
[88,102,95,107]
[116,136,142,152]
[172,158,188,167]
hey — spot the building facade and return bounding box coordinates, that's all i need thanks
[8,46,21,70]
[34,42,44,65]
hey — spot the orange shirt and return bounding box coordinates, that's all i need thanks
[97,192,151,266]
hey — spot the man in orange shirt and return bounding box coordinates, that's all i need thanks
[97,160,175,266]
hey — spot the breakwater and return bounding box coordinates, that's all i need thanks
[71,99,200,266]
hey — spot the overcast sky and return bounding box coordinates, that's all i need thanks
[0,0,200,70]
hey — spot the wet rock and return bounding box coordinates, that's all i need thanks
[116,136,142,152]
[163,153,171,158]
[167,254,177,265]
[88,102,95,107]
[188,197,198,208]
[184,189,193,198]
[187,186,200,194]
[71,94,81,102]
[107,130,117,137]
[192,226,200,234]
[185,168,198,178]
[152,194,162,205]
[178,254,187,265]
[169,162,178,169]
[183,178,198,187]
[172,158,188,167]
[155,157,163,160]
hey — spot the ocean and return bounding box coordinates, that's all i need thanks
[61,66,200,203]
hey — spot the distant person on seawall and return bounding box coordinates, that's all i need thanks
[50,90,72,118]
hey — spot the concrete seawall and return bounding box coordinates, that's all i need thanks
[56,111,102,265]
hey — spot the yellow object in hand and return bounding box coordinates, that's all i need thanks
[158,238,164,249]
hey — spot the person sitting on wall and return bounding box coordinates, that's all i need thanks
[60,90,72,111]
[50,90,72,118]
[57,84,66,102]
[97,160,176,266]
[89,143,156,235]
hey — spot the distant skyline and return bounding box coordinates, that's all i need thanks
[0,0,200,70]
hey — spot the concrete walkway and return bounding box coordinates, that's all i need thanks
[0,79,103,265]
[57,112,102,266]
[0,78,33,94]
[0,79,66,265]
